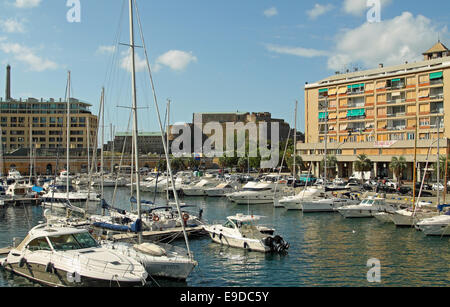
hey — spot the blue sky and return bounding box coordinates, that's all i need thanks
[0,0,449,141]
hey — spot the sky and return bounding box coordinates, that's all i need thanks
[0,0,449,141]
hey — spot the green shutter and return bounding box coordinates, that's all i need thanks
[391,78,401,82]
[430,72,443,80]
[319,88,328,93]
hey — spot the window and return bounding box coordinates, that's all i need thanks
[27,238,51,251]
[407,133,415,140]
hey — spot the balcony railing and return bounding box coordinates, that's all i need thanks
[387,112,406,118]
[387,126,406,131]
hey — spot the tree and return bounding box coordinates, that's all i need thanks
[354,154,372,183]
[389,156,407,185]
[320,155,337,179]
[434,154,450,181]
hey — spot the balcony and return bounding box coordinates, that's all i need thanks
[387,112,406,118]
[387,125,406,131]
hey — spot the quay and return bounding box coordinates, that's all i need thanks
[3,198,41,207]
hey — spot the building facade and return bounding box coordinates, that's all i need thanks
[298,42,450,181]
[104,132,165,155]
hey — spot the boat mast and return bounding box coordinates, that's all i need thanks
[293,100,298,180]
[323,97,328,182]
[132,0,192,257]
[66,71,71,198]
[0,126,3,178]
[87,114,90,177]
[100,87,105,200]
[128,0,142,243]
[166,99,170,204]
[412,117,418,209]
[437,116,440,206]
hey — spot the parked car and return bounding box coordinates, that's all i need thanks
[384,179,398,189]
[432,183,444,191]
[333,178,345,186]
[376,184,397,194]
[396,186,412,195]
[362,183,373,191]
[345,182,361,191]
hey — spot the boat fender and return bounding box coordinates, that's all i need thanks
[219,233,223,240]
[45,262,54,273]
[19,257,27,268]
[1,258,6,267]
[182,213,190,222]
[153,215,160,222]
[212,232,215,238]
[243,242,249,250]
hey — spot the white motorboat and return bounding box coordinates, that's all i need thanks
[101,241,197,280]
[226,181,288,205]
[302,197,360,213]
[182,179,218,196]
[41,185,100,209]
[1,223,147,287]
[6,182,35,199]
[391,208,438,227]
[203,213,289,253]
[92,176,128,188]
[277,187,323,210]
[205,182,240,197]
[7,169,23,181]
[337,196,397,218]
[416,211,450,236]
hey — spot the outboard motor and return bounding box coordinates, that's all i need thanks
[264,235,290,254]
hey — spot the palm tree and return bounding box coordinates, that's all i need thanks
[354,154,372,183]
[389,156,407,186]
[435,154,450,181]
[320,155,337,179]
[237,157,247,173]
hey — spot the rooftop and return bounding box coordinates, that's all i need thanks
[116,132,163,137]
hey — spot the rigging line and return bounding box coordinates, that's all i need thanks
[111,111,133,208]
[152,105,168,205]
[134,0,192,258]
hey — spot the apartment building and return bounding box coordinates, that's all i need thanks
[0,65,98,153]
[298,42,450,181]
[103,132,165,155]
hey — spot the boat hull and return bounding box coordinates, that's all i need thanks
[2,261,143,287]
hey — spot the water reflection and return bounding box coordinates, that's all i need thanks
[0,187,449,287]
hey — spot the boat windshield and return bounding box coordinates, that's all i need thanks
[48,232,99,251]
[361,199,374,205]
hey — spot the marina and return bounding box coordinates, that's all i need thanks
[0,0,449,290]
[0,184,449,287]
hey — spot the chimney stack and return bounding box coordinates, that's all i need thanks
[5,65,11,101]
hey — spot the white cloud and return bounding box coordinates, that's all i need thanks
[0,18,26,33]
[120,50,147,73]
[343,0,392,16]
[266,44,330,58]
[96,45,116,55]
[266,12,446,72]
[263,7,278,18]
[0,40,58,71]
[328,12,443,70]
[154,50,197,72]
[307,4,334,20]
[14,0,41,8]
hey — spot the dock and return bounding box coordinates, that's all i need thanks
[110,225,207,243]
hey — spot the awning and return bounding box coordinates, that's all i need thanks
[337,87,347,94]
[430,71,443,80]
[319,112,328,119]
[319,88,328,93]
[328,113,337,119]
[347,108,365,117]
[419,89,430,98]
[328,88,337,95]
[391,78,401,82]
[376,81,386,89]
[340,124,348,131]
[365,83,375,91]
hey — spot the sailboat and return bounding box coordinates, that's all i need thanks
[97,0,197,281]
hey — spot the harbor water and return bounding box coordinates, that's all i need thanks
[0,187,449,287]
